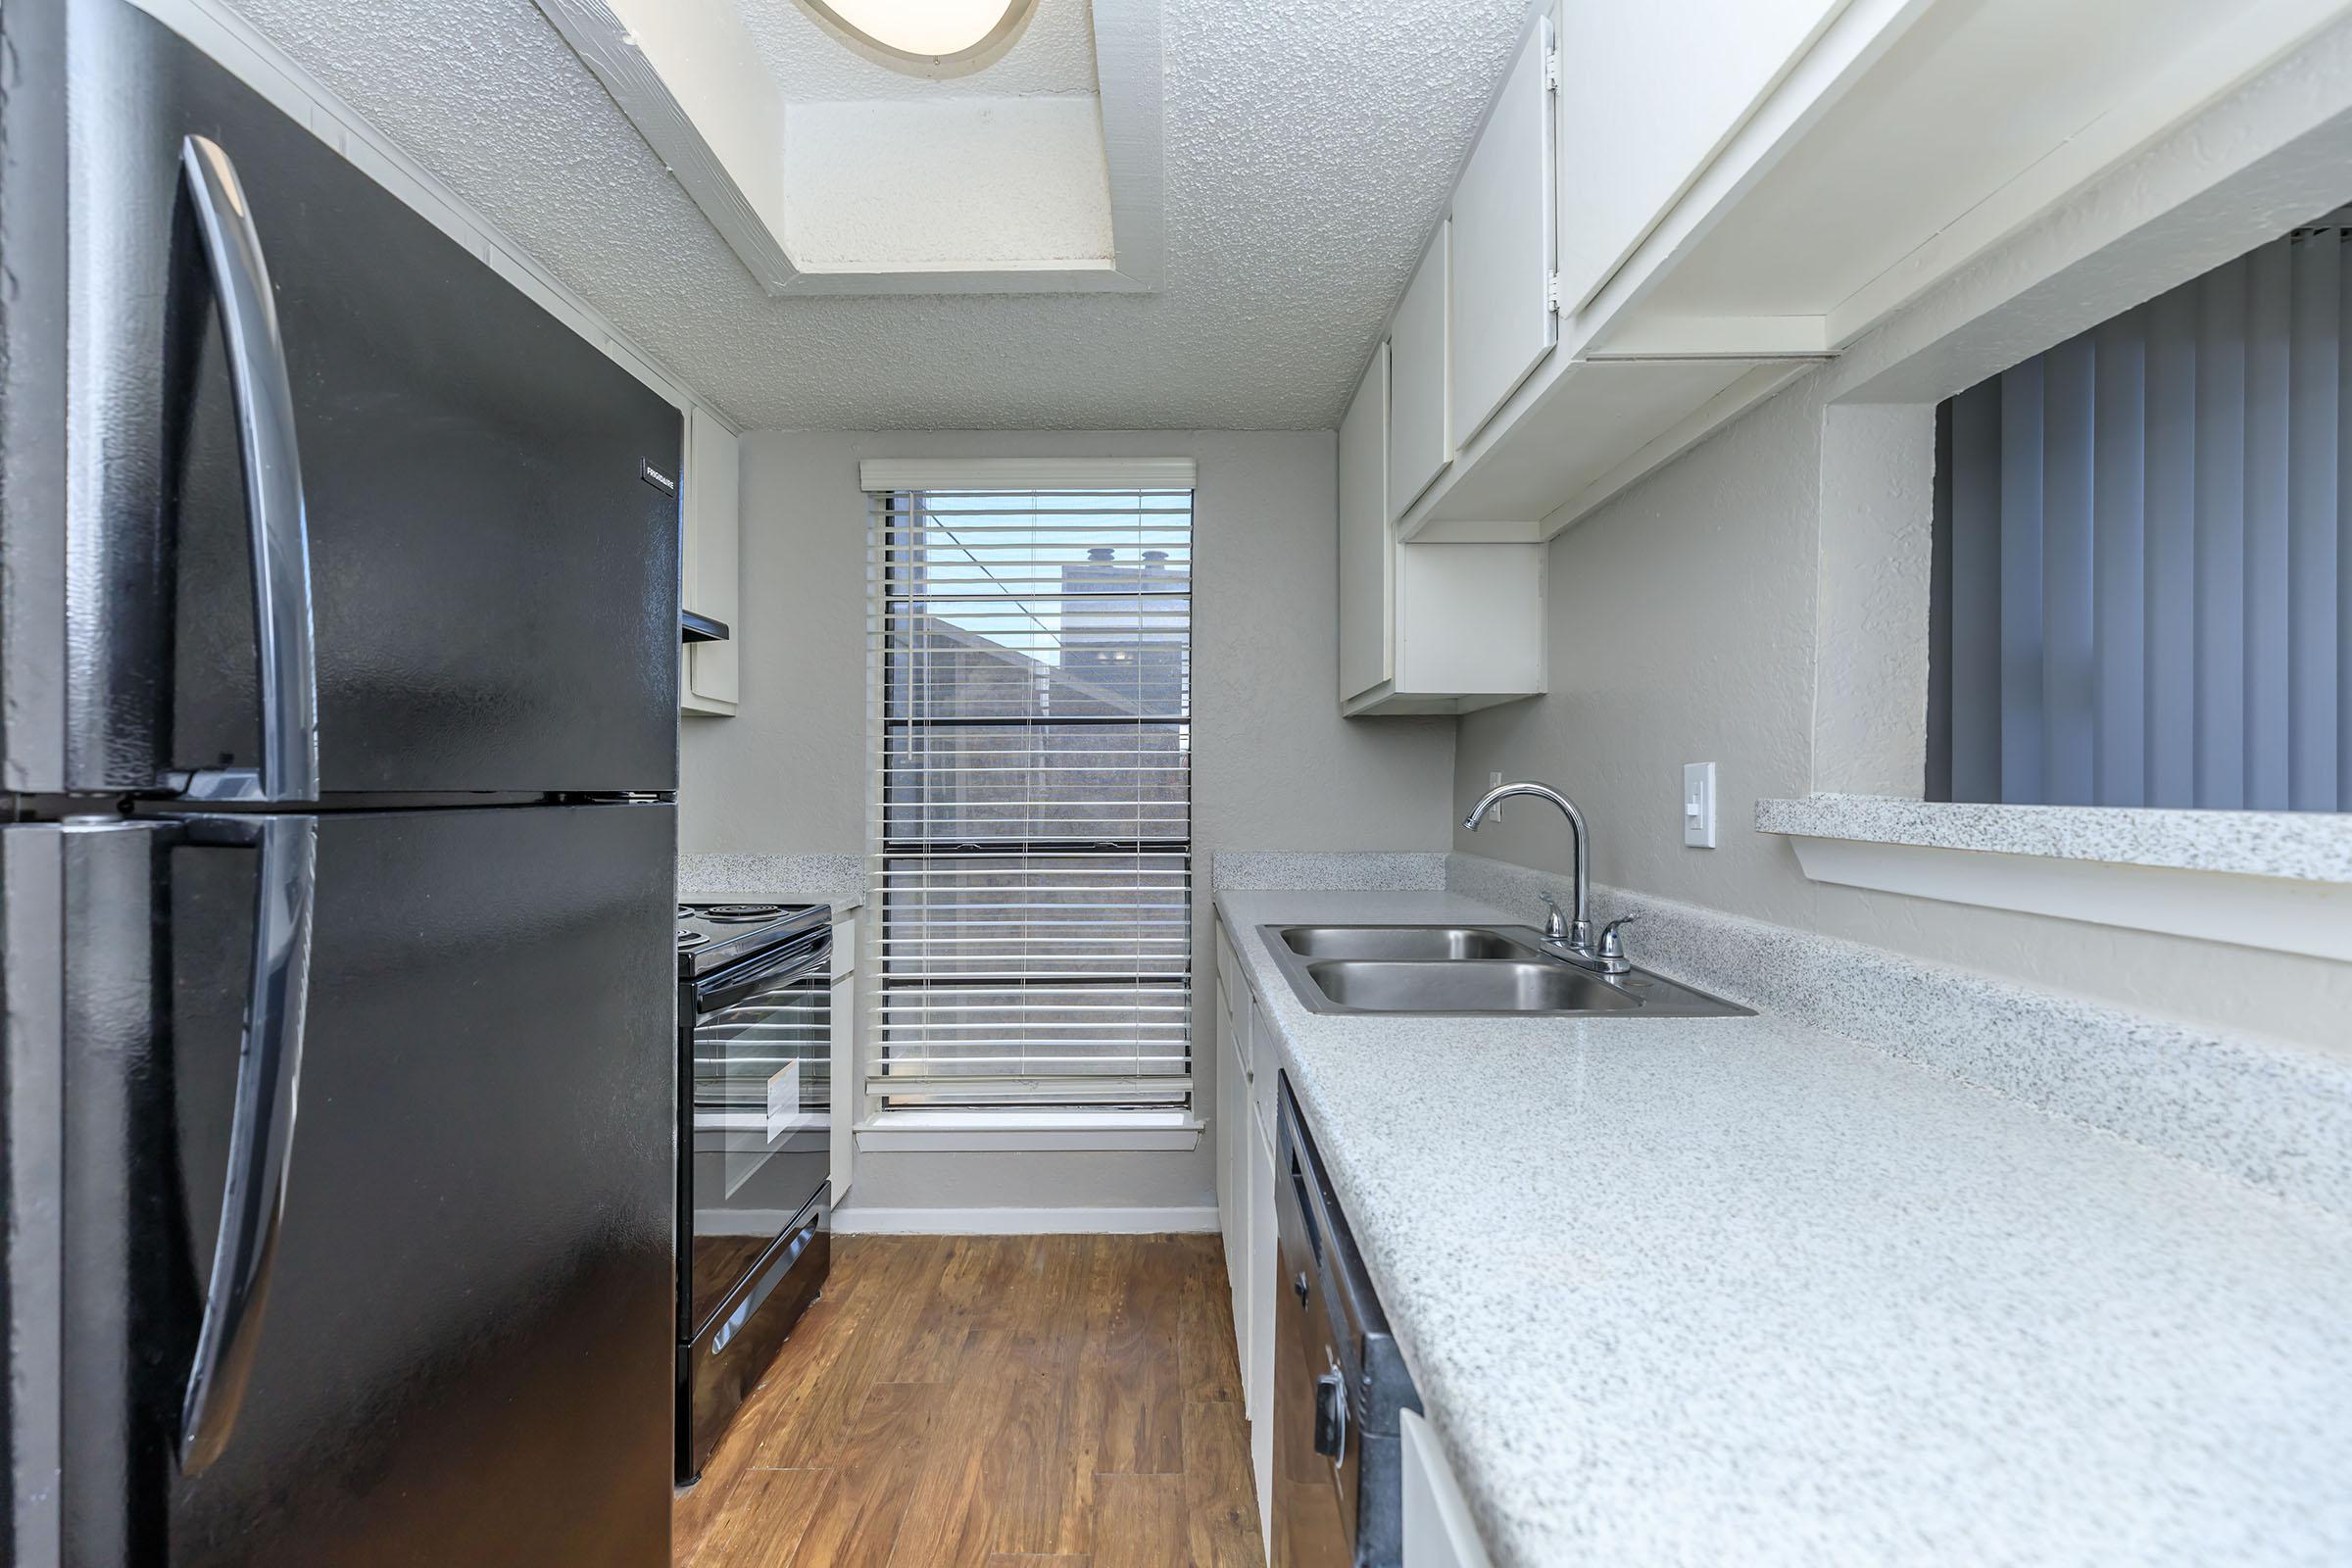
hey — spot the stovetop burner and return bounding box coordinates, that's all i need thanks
[677,901,829,979]
[698,903,786,922]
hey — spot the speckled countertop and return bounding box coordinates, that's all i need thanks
[678,852,864,911]
[1753,793,2352,882]
[1214,888,2352,1568]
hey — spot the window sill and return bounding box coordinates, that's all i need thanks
[1755,794,2352,961]
[854,1109,1202,1152]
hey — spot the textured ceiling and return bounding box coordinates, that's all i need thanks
[220,0,1530,431]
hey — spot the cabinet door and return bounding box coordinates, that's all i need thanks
[1249,1110,1278,1554]
[1402,1409,1496,1568]
[1450,19,1557,445]
[1249,995,1277,1145]
[1338,344,1394,703]
[1219,1009,1250,1382]
[1555,0,1847,315]
[1215,977,1234,1238]
[1387,220,1453,522]
[682,406,740,714]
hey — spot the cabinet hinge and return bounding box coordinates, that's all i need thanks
[1544,45,1559,92]
[1545,271,1561,314]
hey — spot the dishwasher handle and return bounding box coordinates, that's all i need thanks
[1313,1356,1349,1460]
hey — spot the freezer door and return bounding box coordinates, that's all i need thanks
[51,804,674,1568]
[4,0,679,799]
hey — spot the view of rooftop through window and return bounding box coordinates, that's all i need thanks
[868,489,1195,1111]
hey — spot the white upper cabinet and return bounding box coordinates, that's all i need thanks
[1387,220,1453,523]
[1373,0,2350,545]
[1553,0,1847,318]
[1338,338,1544,717]
[1596,0,2352,352]
[1337,344,1394,703]
[1448,18,1558,446]
[680,405,740,716]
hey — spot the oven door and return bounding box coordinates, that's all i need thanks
[685,932,831,1336]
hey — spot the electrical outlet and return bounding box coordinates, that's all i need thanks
[1489,771,1504,822]
[1682,762,1717,849]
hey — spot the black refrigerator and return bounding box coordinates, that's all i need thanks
[2,2,681,1564]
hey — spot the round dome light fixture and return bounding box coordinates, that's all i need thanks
[801,0,1038,68]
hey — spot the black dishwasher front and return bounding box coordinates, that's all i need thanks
[1273,1074,1420,1567]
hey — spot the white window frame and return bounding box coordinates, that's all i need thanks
[856,460,1204,1152]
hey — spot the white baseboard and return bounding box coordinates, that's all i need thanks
[832,1203,1218,1236]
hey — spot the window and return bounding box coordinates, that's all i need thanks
[1931,219,2352,810]
[868,485,1193,1113]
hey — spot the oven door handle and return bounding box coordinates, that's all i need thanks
[696,934,829,1013]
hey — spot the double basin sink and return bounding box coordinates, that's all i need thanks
[1258,924,1750,1018]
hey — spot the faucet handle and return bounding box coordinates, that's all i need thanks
[1538,890,1569,941]
[1597,914,1638,958]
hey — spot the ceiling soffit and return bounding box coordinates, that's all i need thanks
[534,0,1163,296]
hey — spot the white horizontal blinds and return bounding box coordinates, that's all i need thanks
[869,487,1194,1109]
[1936,223,2352,809]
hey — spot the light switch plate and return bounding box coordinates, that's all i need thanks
[1683,761,1717,849]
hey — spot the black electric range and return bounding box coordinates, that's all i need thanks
[674,901,833,1484]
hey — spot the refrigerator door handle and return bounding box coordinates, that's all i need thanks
[178,813,317,1473]
[174,134,319,806]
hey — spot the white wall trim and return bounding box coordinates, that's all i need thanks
[1780,834,2352,963]
[833,1203,1217,1235]
[858,457,1198,491]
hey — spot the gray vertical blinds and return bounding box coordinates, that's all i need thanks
[867,489,1194,1109]
[1936,223,2352,809]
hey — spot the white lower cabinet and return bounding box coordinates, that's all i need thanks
[1215,914,1280,1560]
[1401,1409,1495,1568]
[1219,1008,1254,1415]
[1248,1105,1276,1555]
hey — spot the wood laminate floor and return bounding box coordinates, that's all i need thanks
[674,1233,1263,1568]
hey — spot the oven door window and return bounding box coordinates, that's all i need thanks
[689,964,830,1331]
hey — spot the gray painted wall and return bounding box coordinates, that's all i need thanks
[681,429,1456,1212]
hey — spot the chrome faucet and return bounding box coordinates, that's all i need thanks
[1463,780,1630,975]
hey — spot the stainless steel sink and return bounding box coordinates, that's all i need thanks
[1304,959,1641,1012]
[1276,925,1525,960]
[1256,923,1751,1018]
